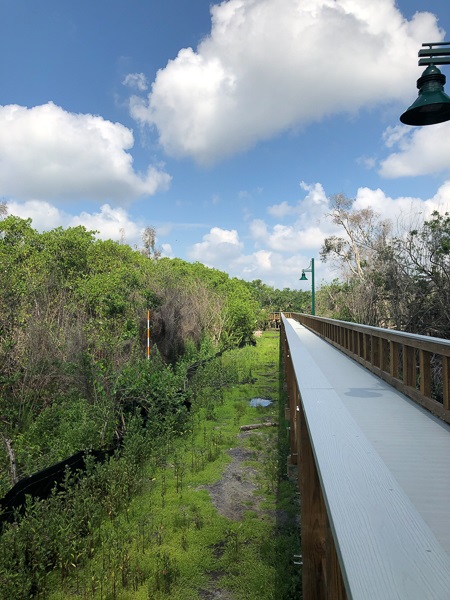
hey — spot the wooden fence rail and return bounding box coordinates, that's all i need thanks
[286,312,450,425]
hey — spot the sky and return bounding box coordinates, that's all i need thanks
[1,0,450,289]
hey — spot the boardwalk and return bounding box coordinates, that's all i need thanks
[283,316,450,599]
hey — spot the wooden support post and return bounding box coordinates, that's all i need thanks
[326,515,347,600]
[287,353,297,463]
[281,323,297,466]
[296,400,302,486]
[419,349,431,398]
[299,402,327,600]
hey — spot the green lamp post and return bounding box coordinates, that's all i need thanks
[300,258,315,316]
[401,42,450,126]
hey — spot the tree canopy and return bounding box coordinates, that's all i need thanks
[319,195,450,338]
[0,215,303,495]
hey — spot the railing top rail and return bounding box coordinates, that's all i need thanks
[282,315,450,599]
[285,312,450,352]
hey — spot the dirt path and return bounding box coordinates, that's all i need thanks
[197,431,270,599]
[201,443,260,521]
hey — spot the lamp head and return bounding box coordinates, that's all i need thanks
[300,271,308,281]
[400,64,450,126]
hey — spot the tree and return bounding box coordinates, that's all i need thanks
[141,225,162,259]
[246,280,308,314]
[389,211,450,337]
[320,195,450,336]
[321,193,391,282]
[319,194,395,325]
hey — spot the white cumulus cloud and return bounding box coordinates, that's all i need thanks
[379,122,450,178]
[7,200,145,247]
[189,227,243,265]
[187,224,322,287]
[203,179,450,286]
[129,0,443,164]
[354,185,450,224]
[0,102,171,202]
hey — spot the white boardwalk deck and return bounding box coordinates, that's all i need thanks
[285,317,450,598]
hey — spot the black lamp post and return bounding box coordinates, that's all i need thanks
[401,42,450,126]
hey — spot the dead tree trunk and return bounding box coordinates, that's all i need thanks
[1,434,18,486]
[240,422,278,431]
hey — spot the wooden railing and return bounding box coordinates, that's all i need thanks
[281,314,450,599]
[267,312,281,329]
[286,312,450,425]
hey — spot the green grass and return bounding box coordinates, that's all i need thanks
[46,331,301,600]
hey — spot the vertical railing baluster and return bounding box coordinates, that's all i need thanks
[443,356,450,411]
[390,341,399,379]
[419,349,431,398]
[363,334,368,362]
[380,338,389,373]
[371,335,379,368]
[403,345,416,388]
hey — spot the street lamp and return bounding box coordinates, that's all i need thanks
[300,258,315,316]
[401,42,450,126]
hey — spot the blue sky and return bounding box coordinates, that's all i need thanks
[1,0,450,289]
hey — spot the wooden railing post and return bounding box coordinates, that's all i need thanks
[283,328,298,465]
[326,516,347,600]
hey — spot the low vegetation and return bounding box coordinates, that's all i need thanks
[0,333,300,599]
